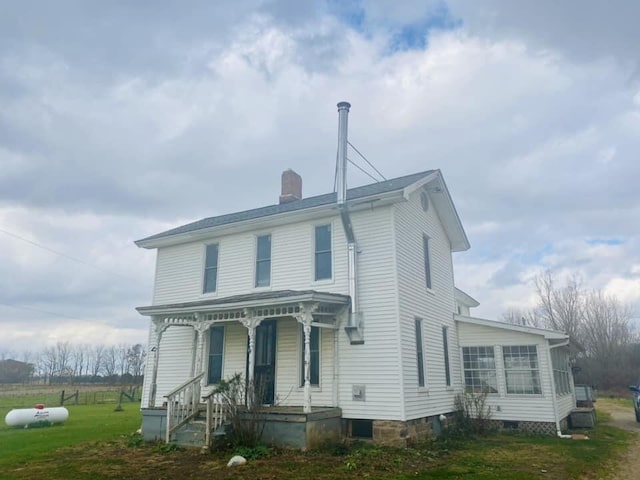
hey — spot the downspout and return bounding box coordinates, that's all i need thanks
[547,340,572,438]
[336,101,363,345]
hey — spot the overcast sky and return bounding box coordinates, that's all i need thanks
[1,0,639,355]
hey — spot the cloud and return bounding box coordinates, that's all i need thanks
[0,1,639,353]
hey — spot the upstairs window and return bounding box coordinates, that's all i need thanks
[423,234,432,289]
[314,225,332,281]
[300,326,320,387]
[203,243,219,293]
[462,346,498,393]
[415,318,425,387]
[442,326,451,386]
[503,345,542,395]
[255,234,271,287]
[207,326,225,384]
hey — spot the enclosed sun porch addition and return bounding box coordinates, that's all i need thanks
[137,290,349,449]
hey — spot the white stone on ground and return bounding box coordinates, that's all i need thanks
[227,455,247,467]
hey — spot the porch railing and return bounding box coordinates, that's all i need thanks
[202,391,229,447]
[165,372,205,443]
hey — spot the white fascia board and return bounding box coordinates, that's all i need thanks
[455,314,568,340]
[135,190,404,249]
[454,287,480,307]
[402,170,470,252]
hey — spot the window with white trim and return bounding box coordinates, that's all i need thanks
[300,325,320,386]
[462,346,498,393]
[255,234,271,287]
[442,326,451,386]
[415,318,425,387]
[503,345,542,395]
[314,225,332,281]
[207,326,225,384]
[551,348,572,395]
[203,243,219,293]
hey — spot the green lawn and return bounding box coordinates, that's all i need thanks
[0,401,634,480]
[0,403,141,476]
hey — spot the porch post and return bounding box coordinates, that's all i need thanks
[241,315,262,409]
[295,303,317,414]
[302,322,312,413]
[194,320,209,388]
[149,318,168,408]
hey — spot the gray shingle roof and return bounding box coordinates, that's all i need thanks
[137,170,434,244]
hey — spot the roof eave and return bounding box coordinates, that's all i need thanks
[455,314,568,340]
[135,189,405,249]
[403,170,470,252]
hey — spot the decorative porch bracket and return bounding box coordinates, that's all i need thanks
[295,302,319,413]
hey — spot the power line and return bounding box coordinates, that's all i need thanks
[347,157,380,183]
[347,141,387,181]
[0,227,135,282]
[0,301,86,322]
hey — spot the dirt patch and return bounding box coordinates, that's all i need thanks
[597,398,640,479]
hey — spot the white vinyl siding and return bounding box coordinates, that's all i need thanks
[152,326,194,407]
[394,188,459,421]
[152,217,349,305]
[457,320,563,424]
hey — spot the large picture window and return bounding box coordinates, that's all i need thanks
[203,243,219,293]
[314,225,332,281]
[551,348,572,395]
[255,234,271,287]
[503,345,542,395]
[300,326,320,386]
[207,326,225,384]
[462,346,498,393]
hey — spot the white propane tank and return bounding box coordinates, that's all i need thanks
[5,405,69,428]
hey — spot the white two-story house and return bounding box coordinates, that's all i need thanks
[135,103,576,449]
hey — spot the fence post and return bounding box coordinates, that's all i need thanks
[60,390,65,406]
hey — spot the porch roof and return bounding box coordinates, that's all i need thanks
[136,289,351,317]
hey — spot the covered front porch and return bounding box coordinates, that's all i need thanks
[137,290,350,448]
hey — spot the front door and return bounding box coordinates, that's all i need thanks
[250,319,277,405]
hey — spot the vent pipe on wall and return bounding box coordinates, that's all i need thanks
[335,101,364,345]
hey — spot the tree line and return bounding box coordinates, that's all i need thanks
[0,342,146,385]
[502,271,639,390]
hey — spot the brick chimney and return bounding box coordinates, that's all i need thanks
[279,169,302,204]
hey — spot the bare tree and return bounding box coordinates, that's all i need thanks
[103,345,117,379]
[126,344,146,384]
[502,308,543,328]
[535,271,583,343]
[89,344,105,379]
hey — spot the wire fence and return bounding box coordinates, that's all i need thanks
[0,384,142,409]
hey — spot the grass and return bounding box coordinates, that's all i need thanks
[0,393,635,480]
[0,403,141,478]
